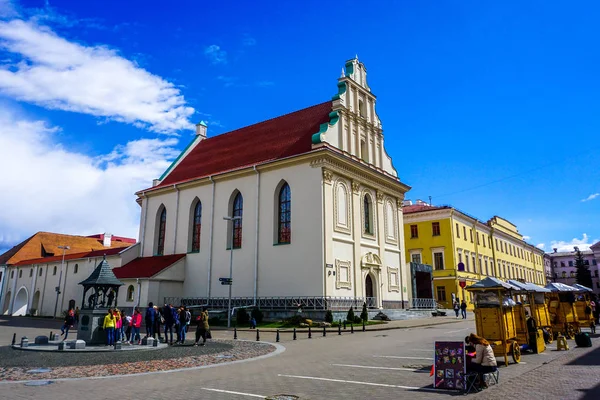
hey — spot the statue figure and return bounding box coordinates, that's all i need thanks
[107,289,115,308]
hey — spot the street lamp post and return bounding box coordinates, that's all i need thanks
[224,216,242,328]
[53,245,70,318]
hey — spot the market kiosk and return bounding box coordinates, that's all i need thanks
[572,284,595,332]
[466,277,522,366]
[545,282,579,339]
[507,280,550,353]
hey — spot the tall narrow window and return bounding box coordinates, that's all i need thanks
[432,222,441,236]
[463,226,467,240]
[278,183,291,244]
[127,285,135,301]
[233,193,243,248]
[456,223,460,238]
[410,224,418,238]
[364,194,373,234]
[191,201,202,252]
[360,140,369,163]
[469,229,473,243]
[157,208,166,256]
[434,252,444,270]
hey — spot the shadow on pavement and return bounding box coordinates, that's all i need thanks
[577,382,600,400]
[0,316,63,329]
[566,346,600,366]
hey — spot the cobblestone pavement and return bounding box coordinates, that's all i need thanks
[1,318,599,399]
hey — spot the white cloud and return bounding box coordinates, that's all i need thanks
[0,19,194,133]
[536,243,545,250]
[549,233,598,252]
[581,193,600,202]
[0,108,180,251]
[522,235,531,240]
[0,0,17,18]
[204,44,227,65]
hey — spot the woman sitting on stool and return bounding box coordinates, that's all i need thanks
[466,333,498,389]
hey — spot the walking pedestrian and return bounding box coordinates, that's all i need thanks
[460,300,468,319]
[114,309,122,342]
[60,308,75,340]
[194,307,210,347]
[74,306,80,326]
[453,300,460,318]
[130,307,142,344]
[103,308,116,346]
[124,311,132,342]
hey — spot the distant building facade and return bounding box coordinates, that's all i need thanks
[0,232,135,316]
[403,201,546,310]
[546,245,600,296]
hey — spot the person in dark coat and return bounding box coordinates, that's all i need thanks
[162,304,174,345]
[460,300,468,319]
[145,302,156,338]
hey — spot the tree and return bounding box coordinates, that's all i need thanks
[574,247,593,289]
[360,302,369,322]
[325,310,333,323]
[346,306,355,323]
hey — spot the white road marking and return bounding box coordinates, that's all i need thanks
[373,355,433,360]
[201,388,265,398]
[332,363,420,372]
[444,328,471,334]
[278,374,438,392]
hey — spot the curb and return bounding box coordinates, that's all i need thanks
[216,318,465,333]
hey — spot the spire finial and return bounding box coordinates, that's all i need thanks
[340,68,345,78]
[355,54,359,60]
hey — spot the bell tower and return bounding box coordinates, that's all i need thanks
[312,56,396,178]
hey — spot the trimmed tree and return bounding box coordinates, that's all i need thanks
[360,302,369,322]
[347,306,355,323]
[575,247,593,289]
[325,309,334,323]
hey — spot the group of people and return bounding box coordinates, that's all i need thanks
[134,302,210,347]
[453,299,468,319]
[102,308,141,345]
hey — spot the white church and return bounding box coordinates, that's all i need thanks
[1,58,414,316]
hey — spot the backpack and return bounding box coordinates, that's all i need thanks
[574,332,592,348]
[185,310,191,325]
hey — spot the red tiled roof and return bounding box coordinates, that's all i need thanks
[402,204,449,214]
[14,246,127,266]
[113,254,186,279]
[155,102,332,188]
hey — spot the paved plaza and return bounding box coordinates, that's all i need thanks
[0,316,599,399]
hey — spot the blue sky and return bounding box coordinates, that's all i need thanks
[0,0,598,255]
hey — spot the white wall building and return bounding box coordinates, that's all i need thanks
[132,57,412,309]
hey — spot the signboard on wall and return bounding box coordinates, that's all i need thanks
[433,341,466,391]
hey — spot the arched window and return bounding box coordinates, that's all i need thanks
[364,194,373,234]
[570,271,575,278]
[191,201,202,252]
[232,192,243,249]
[74,264,78,274]
[561,271,566,278]
[278,183,291,244]
[29,269,33,277]
[127,285,135,301]
[157,207,167,256]
[53,266,57,276]
[39,268,43,277]
[19,270,22,278]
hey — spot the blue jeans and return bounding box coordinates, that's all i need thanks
[461,309,467,319]
[164,324,173,344]
[130,327,140,343]
[146,320,154,337]
[105,327,115,345]
[179,324,187,343]
[61,324,70,340]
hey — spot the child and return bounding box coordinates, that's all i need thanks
[60,308,76,340]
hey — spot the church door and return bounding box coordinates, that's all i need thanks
[365,274,374,302]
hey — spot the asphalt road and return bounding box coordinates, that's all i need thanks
[1,319,598,399]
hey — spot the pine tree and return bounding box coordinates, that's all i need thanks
[360,302,369,322]
[346,307,355,323]
[574,247,593,289]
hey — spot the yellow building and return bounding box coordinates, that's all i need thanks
[403,201,546,309]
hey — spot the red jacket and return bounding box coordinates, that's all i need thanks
[132,313,142,328]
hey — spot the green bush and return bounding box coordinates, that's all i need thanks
[285,314,305,326]
[353,315,362,324]
[236,308,250,324]
[347,307,355,323]
[360,302,369,322]
[251,307,264,323]
[325,310,334,323]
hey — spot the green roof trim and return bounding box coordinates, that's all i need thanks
[311,110,340,144]
[331,81,347,100]
[345,61,354,76]
[158,135,199,181]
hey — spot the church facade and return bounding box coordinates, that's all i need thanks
[134,58,412,310]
